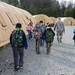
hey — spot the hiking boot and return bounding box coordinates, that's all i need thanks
[47,50,51,55]
[37,52,41,54]
[47,52,50,55]
[58,40,60,43]
[60,40,62,43]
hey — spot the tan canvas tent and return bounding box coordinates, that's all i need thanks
[0,2,33,47]
[0,8,13,46]
[61,17,75,26]
[33,14,53,25]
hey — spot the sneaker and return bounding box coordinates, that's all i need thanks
[19,66,23,69]
[15,66,19,71]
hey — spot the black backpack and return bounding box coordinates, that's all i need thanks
[11,30,23,47]
[45,29,54,43]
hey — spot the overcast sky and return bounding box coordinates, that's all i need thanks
[58,0,75,3]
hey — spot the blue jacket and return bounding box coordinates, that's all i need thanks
[24,41,28,49]
[73,29,75,33]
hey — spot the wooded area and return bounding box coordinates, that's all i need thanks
[0,0,75,18]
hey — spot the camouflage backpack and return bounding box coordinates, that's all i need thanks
[34,27,41,40]
[11,30,23,47]
[45,29,54,43]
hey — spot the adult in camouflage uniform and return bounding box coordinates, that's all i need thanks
[33,20,43,54]
[54,17,65,43]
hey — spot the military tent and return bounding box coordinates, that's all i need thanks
[33,14,53,25]
[61,17,75,26]
[0,2,33,47]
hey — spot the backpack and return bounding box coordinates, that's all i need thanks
[45,29,54,43]
[34,27,41,40]
[73,29,75,33]
[26,25,31,31]
[11,30,23,47]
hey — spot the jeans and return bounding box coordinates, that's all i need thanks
[12,47,24,69]
[28,32,32,40]
[40,34,45,46]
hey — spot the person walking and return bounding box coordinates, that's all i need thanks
[44,24,55,55]
[40,24,46,46]
[26,20,33,40]
[73,28,75,46]
[33,20,43,54]
[54,17,65,43]
[10,23,27,71]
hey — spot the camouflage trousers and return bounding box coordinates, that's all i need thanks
[46,42,52,54]
[35,39,40,54]
[57,31,63,43]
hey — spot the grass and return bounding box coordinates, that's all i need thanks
[0,47,4,51]
[0,43,9,51]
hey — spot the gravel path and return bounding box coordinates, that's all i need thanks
[0,26,75,75]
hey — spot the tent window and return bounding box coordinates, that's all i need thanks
[5,13,14,25]
[0,14,7,27]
